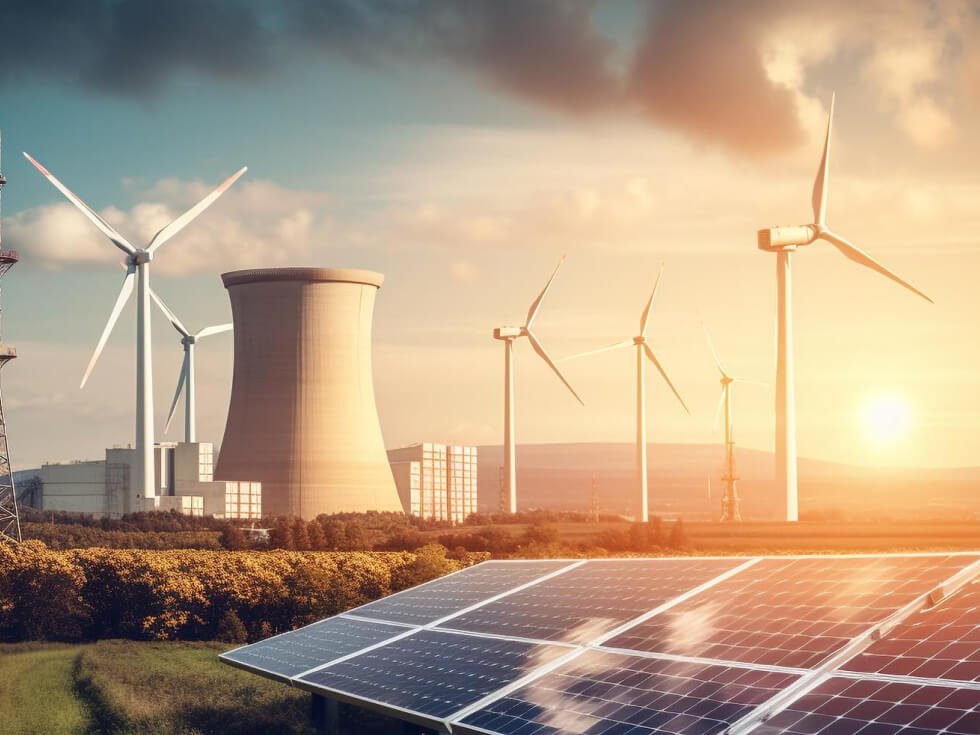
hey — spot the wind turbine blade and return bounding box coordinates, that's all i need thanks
[146,166,247,254]
[640,263,664,337]
[524,255,565,329]
[642,342,690,414]
[701,322,728,378]
[80,266,136,388]
[24,152,136,256]
[733,377,770,387]
[713,390,725,431]
[811,93,834,225]
[559,339,632,362]
[819,230,933,303]
[526,328,584,406]
[148,287,190,337]
[195,323,233,340]
[164,355,188,434]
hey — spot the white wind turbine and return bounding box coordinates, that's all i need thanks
[24,153,246,505]
[493,256,583,514]
[757,93,932,521]
[563,265,688,523]
[703,324,767,522]
[149,288,232,443]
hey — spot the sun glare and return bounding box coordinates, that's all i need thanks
[862,395,911,445]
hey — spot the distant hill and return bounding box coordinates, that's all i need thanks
[475,443,980,521]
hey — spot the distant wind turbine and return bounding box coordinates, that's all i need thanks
[756,93,932,521]
[703,324,766,522]
[493,256,583,514]
[149,288,232,443]
[25,152,246,504]
[563,265,688,523]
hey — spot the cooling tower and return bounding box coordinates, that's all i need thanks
[214,267,402,519]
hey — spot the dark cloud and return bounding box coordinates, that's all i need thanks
[630,0,806,155]
[0,0,829,155]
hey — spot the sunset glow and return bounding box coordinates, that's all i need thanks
[862,394,912,446]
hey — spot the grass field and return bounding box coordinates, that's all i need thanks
[0,641,401,735]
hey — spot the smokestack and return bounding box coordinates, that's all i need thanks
[215,267,402,519]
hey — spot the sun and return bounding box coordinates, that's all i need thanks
[862,395,911,445]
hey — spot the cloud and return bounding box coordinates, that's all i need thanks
[5,177,333,276]
[2,1,978,156]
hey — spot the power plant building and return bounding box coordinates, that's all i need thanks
[215,268,402,520]
[387,443,478,523]
[39,442,261,520]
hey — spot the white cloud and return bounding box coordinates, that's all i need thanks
[7,178,335,276]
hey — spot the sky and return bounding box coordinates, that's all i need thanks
[0,0,978,471]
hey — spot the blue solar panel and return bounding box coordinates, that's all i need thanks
[219,616,408,681]
[350,560,574,626]
[296,629,570,722]
[457,650,800,735]
[607,555,974,669]
[759,676,980,734]
[444,558,744,643]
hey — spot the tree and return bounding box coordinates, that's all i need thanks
[307,520,326,550]
[668,518,688,549]
[391,544,454,591]
[268,517,295,550]
[219,524,248,550]
[292,517,311,551]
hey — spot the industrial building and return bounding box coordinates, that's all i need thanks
[215,268,402,520]
[39,441,261,519]
[387,443,478,523]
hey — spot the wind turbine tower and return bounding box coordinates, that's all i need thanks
[25,153,246,507]
[149,287,232,443]
[564,265,688,522]
[757,94,932,521]
[0,132,21,543]
[493,256,583,514]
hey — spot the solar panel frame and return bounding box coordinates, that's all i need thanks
[293,628,573,729]
[440,557,749,644]
[605,554,977,670]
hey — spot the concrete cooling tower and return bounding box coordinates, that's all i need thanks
[214,267,402,519]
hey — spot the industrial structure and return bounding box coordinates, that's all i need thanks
[388,442,478,523]
[563,264,689,523]
[493,256,582,515]
[0,133,20,542]
[757,95,932,521]
[38,441,261,519]
[149,286,232,443]
[215,268,402,519]
[24,153,246,512]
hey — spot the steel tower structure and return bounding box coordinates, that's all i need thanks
[0,132,21,542]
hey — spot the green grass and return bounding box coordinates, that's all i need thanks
[0,644,90,735]
[0,642,321,735]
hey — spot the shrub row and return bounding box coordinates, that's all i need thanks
[0,542,485,644]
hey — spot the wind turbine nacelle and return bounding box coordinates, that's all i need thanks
[494,327,523,339]
[757,225,817,251]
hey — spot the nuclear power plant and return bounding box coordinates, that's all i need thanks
[214,267,402,519]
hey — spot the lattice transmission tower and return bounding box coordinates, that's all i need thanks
[0,130,21,543]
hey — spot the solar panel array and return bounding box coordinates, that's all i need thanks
[221,553,980,733]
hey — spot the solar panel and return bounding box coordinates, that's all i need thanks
[457,650,801,735]
[296,629,570,723]
[756,676,980,734]
[349,560,574,626]
[842,578,980,683]
[219,616,408,681]
[606,555,974,669]
[443,558,745,643]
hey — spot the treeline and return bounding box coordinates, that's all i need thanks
[0,541,485,644]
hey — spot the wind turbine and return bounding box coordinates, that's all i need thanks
[703,324,767,522]
[757,94,932,521]
[24,153,246,506]
[493,255,583,514]
[149,288,232,443]
[563,265,688,523]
